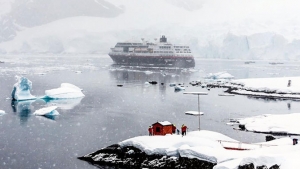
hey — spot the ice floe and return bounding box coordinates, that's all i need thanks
[33,106,59,116]
[230,113,300,135]
[174,85,185,91]
[11,76,37,101]
[185,111,204,116]
[219,76,300,99]
[0,110,5,116]
[44,83,85,99]
[205,71,234,80]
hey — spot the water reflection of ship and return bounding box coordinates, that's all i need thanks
[109,65,193,84]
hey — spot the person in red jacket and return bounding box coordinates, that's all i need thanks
[148,126,153,136]
[181,124,187,136]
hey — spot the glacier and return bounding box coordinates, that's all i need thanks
[1,0,300,60]
[11,76,37,101]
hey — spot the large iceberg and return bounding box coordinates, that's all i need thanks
[44,83,85,99]
[11,76,36,101]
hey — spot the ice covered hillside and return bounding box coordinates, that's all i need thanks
[1,0,300,60]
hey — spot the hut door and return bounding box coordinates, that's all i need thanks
[156,127,161,133]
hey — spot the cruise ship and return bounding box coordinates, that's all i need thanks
[109,35,195,68]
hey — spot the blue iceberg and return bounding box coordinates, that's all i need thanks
[11,76,36,101]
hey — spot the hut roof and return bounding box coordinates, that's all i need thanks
[153,121,172,126]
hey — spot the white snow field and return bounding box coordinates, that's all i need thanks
[119,130,299,169]
[33,106,59,116]
[11,76,37,101]
[231,113,300,135]
[1,0,300,60]
[226,76,300,98]
[44,83,85,99]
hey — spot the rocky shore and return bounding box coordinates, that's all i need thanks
[79,144,280,169]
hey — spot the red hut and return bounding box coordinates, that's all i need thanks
[152,121,173,135]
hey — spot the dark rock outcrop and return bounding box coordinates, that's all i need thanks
[78,144,216,169]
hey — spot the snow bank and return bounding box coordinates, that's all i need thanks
[44,83,85,99]
[33,106,59,116]
[231,113,300,135]
[224,76,300,99]
[11,76,36,101]
[119,130,299,169]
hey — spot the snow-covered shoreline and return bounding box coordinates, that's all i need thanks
[79,130,298,169]
[208,76,300,99]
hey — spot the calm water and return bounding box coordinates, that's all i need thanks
[1,55,300,169]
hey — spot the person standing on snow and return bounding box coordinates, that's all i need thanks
[172,124,176,134]
[181,124,187,136]
[148,126,153,136]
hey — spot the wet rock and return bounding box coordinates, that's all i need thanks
[149,81,158,85]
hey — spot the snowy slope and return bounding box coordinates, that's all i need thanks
[1,0,300,60]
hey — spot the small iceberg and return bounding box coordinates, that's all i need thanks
[33,106,59,116]
[11,76,37,101]
[174,85,185,92]
[44,83,85,99]
[185,111,204,116]
[169,83,176,87]
[144,71,153,75]
[0,110,5,116]
[205,71,234,80]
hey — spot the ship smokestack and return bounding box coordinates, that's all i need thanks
[160,35,167,43]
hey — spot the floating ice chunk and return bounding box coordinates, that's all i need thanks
[169,83,176,87]
[45,83,84,99]
[11,76,37,101]
[0,110,5,116]
[205,71,234,80]
[185,111,204,116]
[144,71,153,75]
[75,71,82,74]
[33,106,59,116]
[174,85,185,91]
[144,82,150,85]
